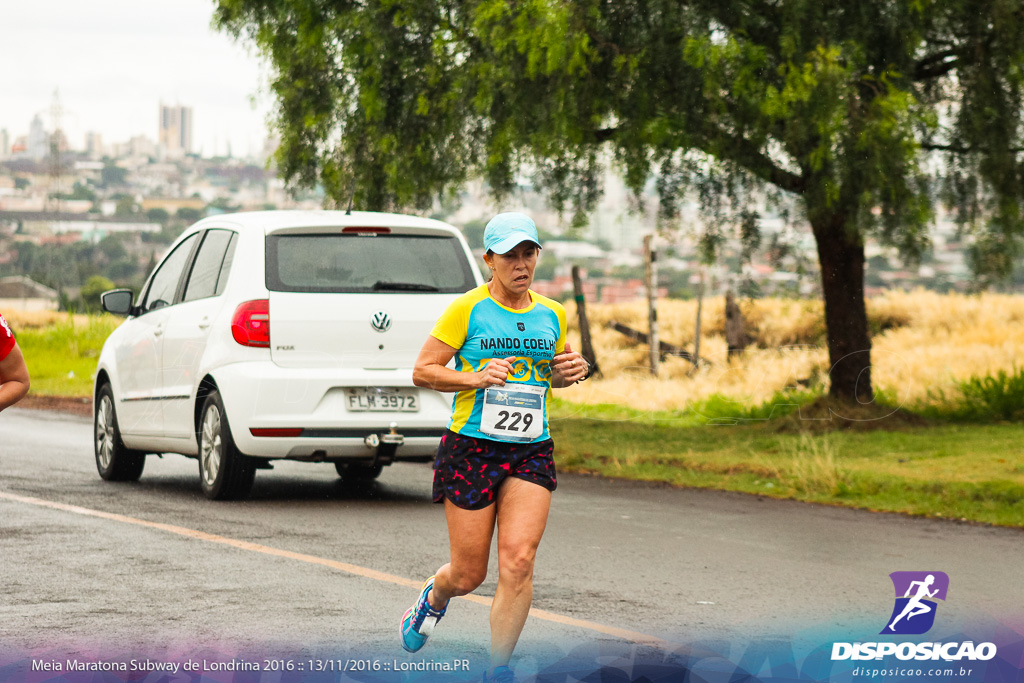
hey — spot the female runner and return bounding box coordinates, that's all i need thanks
[402,212,589,682]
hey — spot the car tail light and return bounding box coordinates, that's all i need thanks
[232,299,270,347]
[250,428,302,437]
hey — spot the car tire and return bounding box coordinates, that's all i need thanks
[334,461,384,481]
[198,390,256,500]
[94,383,147,482]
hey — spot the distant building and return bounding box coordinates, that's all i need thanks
[112,135,157,160]
[531,275,667,304]
[544,240,608,261]
[85,131,104,160]
[49,129,69,155]
[0,211,160,239]
[159,104,194,158]
[0,128,9,159]
[0,276,59,311]
[27,115,48,159]
[140,197,205,214]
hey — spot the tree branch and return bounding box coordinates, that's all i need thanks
[701,131,806,194]
[590,127,805,193]
[923,143,1024,153]
[914,48,960,80]
[708,0,783,55]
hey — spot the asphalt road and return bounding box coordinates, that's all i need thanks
[1,407,1021,674]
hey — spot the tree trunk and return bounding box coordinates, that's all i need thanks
[810,212,873,403]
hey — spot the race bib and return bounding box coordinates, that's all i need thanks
[479,383,546,442]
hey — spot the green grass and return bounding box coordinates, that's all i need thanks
[914,367,1024,422]
[14,315,121,397]
[549,399,1024,527]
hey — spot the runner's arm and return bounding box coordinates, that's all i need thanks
[413,336,513,392]
[0,343,30,412]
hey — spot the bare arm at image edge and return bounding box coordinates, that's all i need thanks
[0,327,30,412]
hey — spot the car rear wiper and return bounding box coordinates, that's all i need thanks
[371,281,440,292]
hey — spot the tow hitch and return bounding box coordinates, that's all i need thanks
[364,422,404,464]
[363,422,405,448]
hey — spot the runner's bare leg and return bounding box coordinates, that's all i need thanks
[430,500,496,608]
[489,478,552,669]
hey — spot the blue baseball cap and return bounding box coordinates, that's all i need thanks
[483,212,542,254]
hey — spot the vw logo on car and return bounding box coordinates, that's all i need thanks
[371,311,392,333]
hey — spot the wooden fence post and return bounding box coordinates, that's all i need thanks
[571,265,599,376]
[692,266,704,374]
[725,289,749,357]
[644,234,659,376]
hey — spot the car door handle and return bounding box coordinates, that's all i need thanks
[198,317,211,330]
[153,324,164,337]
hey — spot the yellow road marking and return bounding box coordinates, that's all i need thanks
[0,490,673,651]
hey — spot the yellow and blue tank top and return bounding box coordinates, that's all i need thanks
[430,284,567,443]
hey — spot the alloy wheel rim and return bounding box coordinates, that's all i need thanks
[200,405,222,486]
[96,395,114,469]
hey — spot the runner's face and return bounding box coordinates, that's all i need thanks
[489,242,539,296]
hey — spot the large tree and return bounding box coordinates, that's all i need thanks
[216,0,1024,402]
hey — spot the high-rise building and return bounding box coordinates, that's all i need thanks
[179,106,193,155]
[0,129,9,159]
[158,103,194,157]
[28,114,48,159]
[85,131,104,160]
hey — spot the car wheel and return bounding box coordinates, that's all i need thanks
[198,390,255,500]
[94,383,146,482]
[334,461,384,480]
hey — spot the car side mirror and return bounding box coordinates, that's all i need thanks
[101,289,135,316]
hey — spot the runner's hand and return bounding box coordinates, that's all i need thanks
[553,343,588,384]
[477,357,516,388]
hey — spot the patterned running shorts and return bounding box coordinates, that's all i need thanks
[432,429,557,510]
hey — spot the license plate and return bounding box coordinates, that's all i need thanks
[347,388,419,412]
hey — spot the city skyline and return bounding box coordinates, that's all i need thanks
[0,0,272,158]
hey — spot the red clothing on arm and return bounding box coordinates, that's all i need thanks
[0,314,15,361]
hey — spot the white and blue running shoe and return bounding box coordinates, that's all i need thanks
[400,575,448,653]
[482,665,517,682]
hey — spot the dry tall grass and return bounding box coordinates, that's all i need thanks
[2,310,92,329]
[559,290,1024,412]
[6,291,1021,413]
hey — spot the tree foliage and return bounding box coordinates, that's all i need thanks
[175,207,204,223]
[216,0,1024,401]
[7,236,144,297]
[81,276,117,312]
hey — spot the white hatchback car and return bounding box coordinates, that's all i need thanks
[95,210,482,499]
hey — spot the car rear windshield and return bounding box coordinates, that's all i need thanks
[266,233,477,293]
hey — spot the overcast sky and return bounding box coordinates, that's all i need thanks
[0,0,273,158]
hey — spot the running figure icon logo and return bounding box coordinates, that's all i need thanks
[882,571,949,635]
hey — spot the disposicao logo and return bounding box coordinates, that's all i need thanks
[831,571,997,663]
[882,571,949,635]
